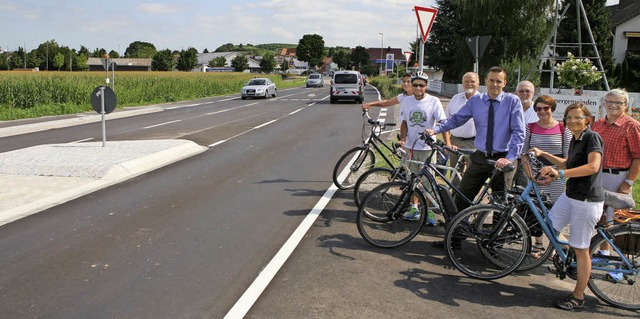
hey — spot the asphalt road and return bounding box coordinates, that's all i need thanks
[0,82,637,318]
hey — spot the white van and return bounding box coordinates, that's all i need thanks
[330,70,364,104]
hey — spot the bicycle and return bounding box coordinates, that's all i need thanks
[356,135,512,248]
[332,110,399,190]
[352,140,474,208]
[444,153,640,309]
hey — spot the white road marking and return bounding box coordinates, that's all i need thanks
[142,120,182,129]
[223,106,388,318]
[69,138,94,143]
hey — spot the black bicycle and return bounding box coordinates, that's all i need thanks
[356,135,512,248]
[332,110,399,190]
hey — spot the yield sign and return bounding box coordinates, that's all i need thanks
[403,51,412,62]
[414,6,438,43]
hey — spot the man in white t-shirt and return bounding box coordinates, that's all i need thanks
[399,72,449,221]
[445,72,480,186]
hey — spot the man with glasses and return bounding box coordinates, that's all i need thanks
[592,89,640,256]
[398,72,449,221]
[509,80,542,187]
[425,67,525,246]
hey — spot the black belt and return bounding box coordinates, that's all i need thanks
[452,136,474,141]
[476,150,508,158]
[602,168,629,174]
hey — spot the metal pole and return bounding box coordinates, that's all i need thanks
[578,0,610,91]
[100,86,106,147]
[418,38,425,73]
[550,0,561,91]
[475,36,479,73]
[379,32,384,75]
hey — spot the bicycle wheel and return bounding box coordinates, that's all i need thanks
[353,167,399,207]
[356,181,427,248]
[445,204,529,280]
[515,201,554,272]
[332,146,375,190]
[587,222,640,310]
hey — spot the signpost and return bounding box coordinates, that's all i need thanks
[90,86,117,147]
[414,6,438,72]
[385,53,394,72]
[466,35,492,73]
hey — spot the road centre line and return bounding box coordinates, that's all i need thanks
[142,120,182,129]
[164,103,202,110]
[224,106,388,318]
[208,107,305,148]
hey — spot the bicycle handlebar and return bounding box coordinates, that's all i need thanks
[362,109,395,127]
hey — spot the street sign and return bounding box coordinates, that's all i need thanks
[403,51,412,62]
[385,53,394,72]
[466,36,492,60]
[414,6,438,43]
[91,86,117,114]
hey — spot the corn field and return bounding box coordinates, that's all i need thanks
[0,71,288,120]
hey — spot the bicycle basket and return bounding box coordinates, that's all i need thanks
[614,209,640,224]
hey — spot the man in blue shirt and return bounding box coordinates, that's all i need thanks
[426,66,525,224]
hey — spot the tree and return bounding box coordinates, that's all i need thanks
[176,47,198,71]
[296,34,325,69]
[124,41,157,58]
[76,53,88,71]
[108,50,120,58]
[426,0,555,81]
[231,54,249,72]
[152,49,175,71]
[53,52,65,70]
[92,48,107,58]
[331,47,351,70]
[209,56,227,67]
[259,52,276,73]
[350,46,370,71]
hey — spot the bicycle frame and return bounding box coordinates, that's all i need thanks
[519,170,638,278]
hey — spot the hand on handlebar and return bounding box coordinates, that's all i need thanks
[494,158,514,170]
[528,147,544,158]
[424,128,435,137]
[362,103,372,111]
[537,166,558,185]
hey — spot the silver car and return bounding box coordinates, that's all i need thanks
[306,73,324,88]
[241,78,277,99]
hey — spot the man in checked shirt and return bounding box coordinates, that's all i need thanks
[591,88,640,256]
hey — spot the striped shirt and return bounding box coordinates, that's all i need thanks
[523,122,572,202]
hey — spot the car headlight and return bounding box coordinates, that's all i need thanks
[256,89,265,93]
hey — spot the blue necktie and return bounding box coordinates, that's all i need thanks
[486,99,496,153]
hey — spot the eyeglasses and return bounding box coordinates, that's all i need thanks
[564,115,587,121]
[535,106,551,112]
[518,89,532,93]
[412,84,426,88]
[604,100,625,106]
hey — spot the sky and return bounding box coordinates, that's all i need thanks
[0,0,439,54]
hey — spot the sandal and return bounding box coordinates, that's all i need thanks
[530,243,545,259]
[554,294,585,311]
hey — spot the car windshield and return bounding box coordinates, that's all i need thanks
[334,74,358,84]
[248,80,266,85]
[309,74,320,79]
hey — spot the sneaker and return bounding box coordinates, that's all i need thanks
[403,207,421,221]
[426,210,437,226]
[606,269,624,283]
[553,294,585,311]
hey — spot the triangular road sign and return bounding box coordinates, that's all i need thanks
[414,6,438,43]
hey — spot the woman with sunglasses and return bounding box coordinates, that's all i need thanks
[524,95,572,258]
[531,102,604,310]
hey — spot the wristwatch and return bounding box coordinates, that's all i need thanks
[624,178,634,186]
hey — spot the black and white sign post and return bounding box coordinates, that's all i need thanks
[414,6,438,73]
[90,85,117,147]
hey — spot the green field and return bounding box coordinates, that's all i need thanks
[0,71,304,120]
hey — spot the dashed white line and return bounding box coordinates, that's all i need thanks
[142,120,182,129]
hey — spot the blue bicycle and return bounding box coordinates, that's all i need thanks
[444,153,640,309]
